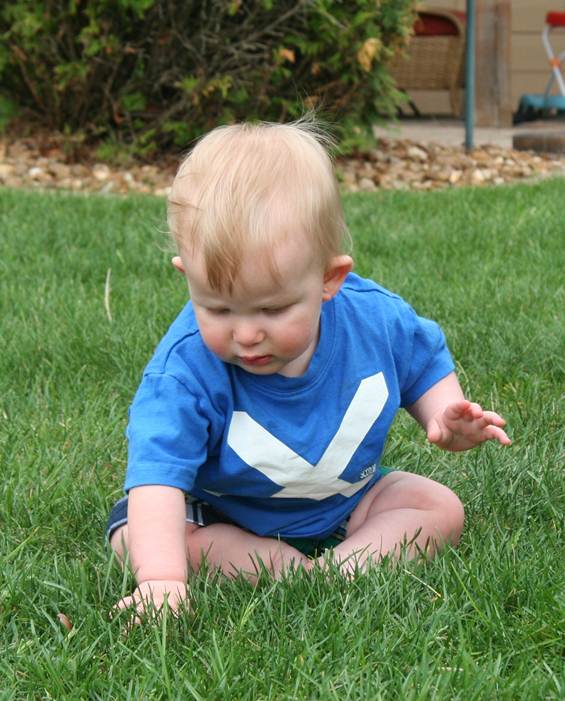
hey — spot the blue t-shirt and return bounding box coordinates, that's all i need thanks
[124,273,454,538]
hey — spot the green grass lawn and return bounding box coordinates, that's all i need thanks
[1,180,564,699]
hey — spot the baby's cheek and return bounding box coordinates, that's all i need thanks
[275,319,316,355]
[200,323,230,358]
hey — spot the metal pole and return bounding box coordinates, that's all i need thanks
[465,0,476,150]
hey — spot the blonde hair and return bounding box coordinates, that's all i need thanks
[167,117,350,292]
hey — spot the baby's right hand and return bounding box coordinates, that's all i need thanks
[114,580,188,625]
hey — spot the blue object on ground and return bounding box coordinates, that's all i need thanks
[519,94,565,111]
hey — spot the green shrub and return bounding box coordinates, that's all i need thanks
[0,0,416,153]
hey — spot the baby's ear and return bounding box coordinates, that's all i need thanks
[322,255,353,301]
[172,256,186,274]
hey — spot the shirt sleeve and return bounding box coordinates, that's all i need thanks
[398,306,455,408]
[124,372,209,493]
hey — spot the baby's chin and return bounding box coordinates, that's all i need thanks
[229,355,302,376]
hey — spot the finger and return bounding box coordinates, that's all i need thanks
[482,411,506,427]
[443,400,471,421]
[427,417,443,444]
[110,596,135,619]
[428,419,456,448]
[116,596,134,610]
[485,426,512,445]
[123,599,153,631]
[468,402,484,420]
[110,599,143,630]
[112,593,152,614]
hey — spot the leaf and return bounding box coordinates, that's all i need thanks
[121,92,146,113]
[278,48,296,64]
[356,37,382,72]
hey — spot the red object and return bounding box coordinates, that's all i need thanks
[414,11,466,37]
[546,12,565,28]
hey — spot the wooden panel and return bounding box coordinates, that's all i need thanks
[512,1,557,32]
[475,0,513,126]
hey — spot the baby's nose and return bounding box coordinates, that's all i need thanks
[232,319,264,346]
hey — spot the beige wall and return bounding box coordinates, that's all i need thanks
[511,0,563,105]
[405,1,565,115]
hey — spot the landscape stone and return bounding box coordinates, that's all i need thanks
[1,134,564,196]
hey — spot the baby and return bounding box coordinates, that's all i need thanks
[107,118,511,619]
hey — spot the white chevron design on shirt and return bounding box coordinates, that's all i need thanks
[225,372,389,500]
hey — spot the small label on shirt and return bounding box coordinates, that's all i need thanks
[359,463,377,480]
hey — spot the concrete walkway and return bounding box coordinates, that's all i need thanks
[373,118,565,149]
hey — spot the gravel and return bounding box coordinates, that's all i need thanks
[2,132,565,197]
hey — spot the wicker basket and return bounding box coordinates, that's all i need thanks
[389,6,465,115]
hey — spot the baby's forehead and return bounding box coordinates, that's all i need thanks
[189,235,319,295]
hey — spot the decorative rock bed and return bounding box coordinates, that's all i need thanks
[338,139,565,192]
[1,133,565,196]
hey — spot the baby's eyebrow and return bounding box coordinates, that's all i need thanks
[257,295,296,308]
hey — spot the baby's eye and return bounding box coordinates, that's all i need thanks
[208,307,230,315]
[262,305,290,315]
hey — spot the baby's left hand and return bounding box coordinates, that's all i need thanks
[427,400,512,452]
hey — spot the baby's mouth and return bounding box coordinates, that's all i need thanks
[240,354,273,367]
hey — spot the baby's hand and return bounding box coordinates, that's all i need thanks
[427,400,511,452]
[113,580,188,626]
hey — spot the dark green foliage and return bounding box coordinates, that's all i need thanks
[0,0,415,153]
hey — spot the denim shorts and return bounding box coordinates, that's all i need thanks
[106,468,393,557]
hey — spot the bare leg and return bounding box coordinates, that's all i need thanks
[110,522,310,584]
[186,523,312,582]
[318,471,464,576]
